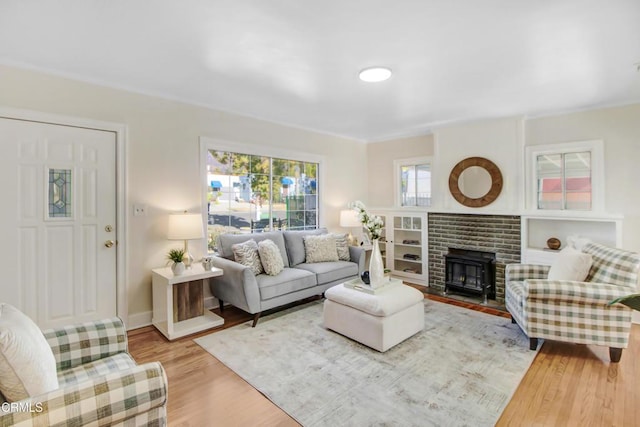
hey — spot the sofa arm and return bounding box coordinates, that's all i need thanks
[0,362,167,427]
[43,317,127,372]
[349,246,365,273]
[525,279,636,306]
[209,256,261,314]
[506,263,550,282]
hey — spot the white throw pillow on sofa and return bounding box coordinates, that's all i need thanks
[258,239,285,276]
[547,246,593,281]
[0,303,59,401]
[304,234,339,263]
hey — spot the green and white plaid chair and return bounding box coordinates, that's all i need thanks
[1,317,168,426]
[505,241,640,363]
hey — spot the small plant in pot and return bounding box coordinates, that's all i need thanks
[167,248,186,276]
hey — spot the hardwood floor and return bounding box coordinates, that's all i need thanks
[128,294,640,426]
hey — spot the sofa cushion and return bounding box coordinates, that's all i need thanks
[258,239,285,276]
[304,234,339,263]
[232,239,264,276]
[219,231,289,268]
[283,229,327,266]
[0,303,59,401]
[331,233,351,261]
[296,261,358,285]
[256,268,317,300]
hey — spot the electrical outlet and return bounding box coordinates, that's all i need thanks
[133,204,147,216]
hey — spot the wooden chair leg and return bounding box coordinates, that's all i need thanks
[609,347,623,363]
[218,299,224,313]
[251,312,262,328]
[529,337,538,351]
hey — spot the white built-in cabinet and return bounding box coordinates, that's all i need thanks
[521,213,622,265]
[372,211,428,285]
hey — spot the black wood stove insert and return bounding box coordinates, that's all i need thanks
[444,248,496,304]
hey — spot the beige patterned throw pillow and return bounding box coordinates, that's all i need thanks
[258,239,285,276]
[232,239,264,275]
[331,233,350,261]
[304,234,339,263]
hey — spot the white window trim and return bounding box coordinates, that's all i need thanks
[199,136,325,233]
[525,140,604,213]
[393,156,433,209]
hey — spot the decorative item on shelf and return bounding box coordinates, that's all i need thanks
[167,248,186,276]
[350,200,385,288]
[340,209,362,246]
[403,239,420,245]
[168,211,205,268]
[384,268,391,281]
[202,256,214,271]
[546,237,561,250]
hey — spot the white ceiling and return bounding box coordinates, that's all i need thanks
[1,0,639,142]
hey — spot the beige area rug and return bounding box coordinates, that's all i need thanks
[195,299,538,427]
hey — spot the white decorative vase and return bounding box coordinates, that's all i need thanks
[369,239,385,289]
[171,261,185,276]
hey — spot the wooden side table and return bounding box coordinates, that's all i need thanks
[151,264,224,340]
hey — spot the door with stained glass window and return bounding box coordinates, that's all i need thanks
[0,118,117,328]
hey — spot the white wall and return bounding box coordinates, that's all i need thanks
[366,134,434,208]
[526,104,640,252]
[432,117,524,213]
[0,65,368,324]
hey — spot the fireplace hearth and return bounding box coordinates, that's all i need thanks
[444,248,496,304]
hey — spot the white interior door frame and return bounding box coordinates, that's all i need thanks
[0,106,128,326]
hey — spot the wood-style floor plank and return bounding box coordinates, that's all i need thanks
[128,292,640,426]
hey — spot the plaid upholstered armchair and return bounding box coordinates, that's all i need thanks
[505,241,640,363]
[0,316,168,426]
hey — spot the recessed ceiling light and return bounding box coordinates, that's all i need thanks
[359,67,392,82]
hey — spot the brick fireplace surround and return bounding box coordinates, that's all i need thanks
[428,213,521,304]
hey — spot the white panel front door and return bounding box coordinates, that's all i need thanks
[0,118,117,329]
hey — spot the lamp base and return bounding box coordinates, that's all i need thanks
[184,240,194,269]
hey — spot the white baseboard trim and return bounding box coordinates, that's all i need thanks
[633,311,640,325]
[126,296,221,331]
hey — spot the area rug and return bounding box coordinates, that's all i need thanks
[194,299,538,427]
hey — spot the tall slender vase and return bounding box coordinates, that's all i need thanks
[369,239,385,288]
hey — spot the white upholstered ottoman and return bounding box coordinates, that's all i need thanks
[323,283,425,352]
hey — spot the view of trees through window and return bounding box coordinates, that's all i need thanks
[206,149,319,251]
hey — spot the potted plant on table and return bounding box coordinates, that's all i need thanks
[167,248,186,276]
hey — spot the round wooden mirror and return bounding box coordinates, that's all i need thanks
[448,157,503,208]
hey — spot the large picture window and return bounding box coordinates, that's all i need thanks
[205,148,319,250]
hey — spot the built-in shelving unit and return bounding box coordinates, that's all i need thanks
[372,210,428,285]
[521,212,622,265]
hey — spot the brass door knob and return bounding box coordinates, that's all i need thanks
[104,240,115,248]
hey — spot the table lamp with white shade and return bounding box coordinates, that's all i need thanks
[168,212,204,268]
[339,209,361,246]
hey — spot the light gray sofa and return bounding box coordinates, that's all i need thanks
[209,229,365,326]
